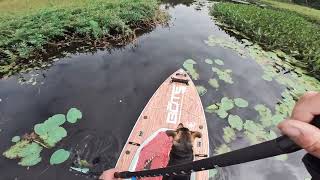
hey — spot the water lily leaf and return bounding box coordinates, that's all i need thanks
[234,98,248,108]
[3,141,43,166]
[208,78,219,89]
[11,136,20,143]
[254,104,273,128]
[209,169,218,178]
[46,114,66,126]
[243,120,268,145]
[223,126,236,143]
[274,154,288,161]
[67,108,82,123]
[205,59,213,64]
[272,114,285,126]
[228,115,243,131]
[196,86,207,96]
[205,104,219,113]
[183,59,199,80]
[220,97,234,111]
[216,109,228,119]
[18,154,42,166]
[212,67,233,84]
[214,144,231,155]
[262,74,273,81]
[34,123,47,136]
[267,130,277,140]
[50,149,70,165]
[214,59,224,65]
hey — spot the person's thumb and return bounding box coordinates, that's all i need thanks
[278,119,320,158]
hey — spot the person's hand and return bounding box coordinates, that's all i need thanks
[278,91,320,158]
[99,168,119,180]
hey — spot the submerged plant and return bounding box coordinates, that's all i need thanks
[223,126,236,143]
[183,59,199,80]
[205,58,213,64]
[214,59,224,66]
[214,144,231,155]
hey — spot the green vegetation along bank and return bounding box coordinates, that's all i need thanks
[262,0,320,23]
[211,2,320,78]
[0,0,167,77]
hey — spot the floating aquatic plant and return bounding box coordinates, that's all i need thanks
[214,144,231,155]
[3,140,42,166]
[243,120,268,145]
[205,104,219,113]
[212,67,233,84]
[50,149,70,165]
[214,59,224,66]
[196,86,207,96]
[34,114,67,148]
[209,169,218,178]
[234,98,248,108]
[67,108,82,123]
[205,58,213,64]
[223,126,236,143]
[183,59,199,80]
[254,104,273,128]
[228,115,243,131]
[208,78,219,89]
[11,136,20,143]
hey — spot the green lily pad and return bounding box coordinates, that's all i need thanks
[67,108,83,123]
[205,104,219,113]
[217,109,228,119]
[234,98,248,108]
[223,126,236,143]
[183,59,199,80]
[50,149,70,165]
[228,115,243,131]
[214,59,224,65]
[3,140,43,166]
[212,67,233,84]
[46,114,66,126]
[220,97,234,111]
[205,59,213,64]
[272,114,285,126]
[254,104,273,128]
[196,86,207,96]
[214,144,231,155]
[274,154,288,161]
[11,136,20,143]
[208,78,219,89]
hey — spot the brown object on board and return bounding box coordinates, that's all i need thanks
[116,69,209,179]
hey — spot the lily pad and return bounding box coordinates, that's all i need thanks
[205,104,219,113]
[50,149,70,165]
[196,86,207,96]
[183,59,199,80]
[216,109,228,119]
[234,98,248,108]
[223,126,236,143]
[208,78,219,89]
[3,140,43,166]
[228,115,243,131]
[214,144,231,155]
[11,136,20,143]
[212,67,233,84]
[67,108,83,123]
[205,59,213,64]
[214,59,224,65]
[220,97,234,111]
[254,104,273,128]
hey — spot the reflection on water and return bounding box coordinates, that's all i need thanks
[0,0,314,180]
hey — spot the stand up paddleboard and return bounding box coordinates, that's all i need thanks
[116,69,209,179]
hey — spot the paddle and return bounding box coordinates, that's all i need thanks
[113,115,320,179]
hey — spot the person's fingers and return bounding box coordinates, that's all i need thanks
[291,91,320,122]
[278,119,320,158]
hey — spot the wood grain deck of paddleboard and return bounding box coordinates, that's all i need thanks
[116,69,209,179]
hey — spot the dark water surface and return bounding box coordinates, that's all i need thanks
[0,1,310,180]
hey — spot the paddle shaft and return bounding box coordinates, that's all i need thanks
[114,115,320,179]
